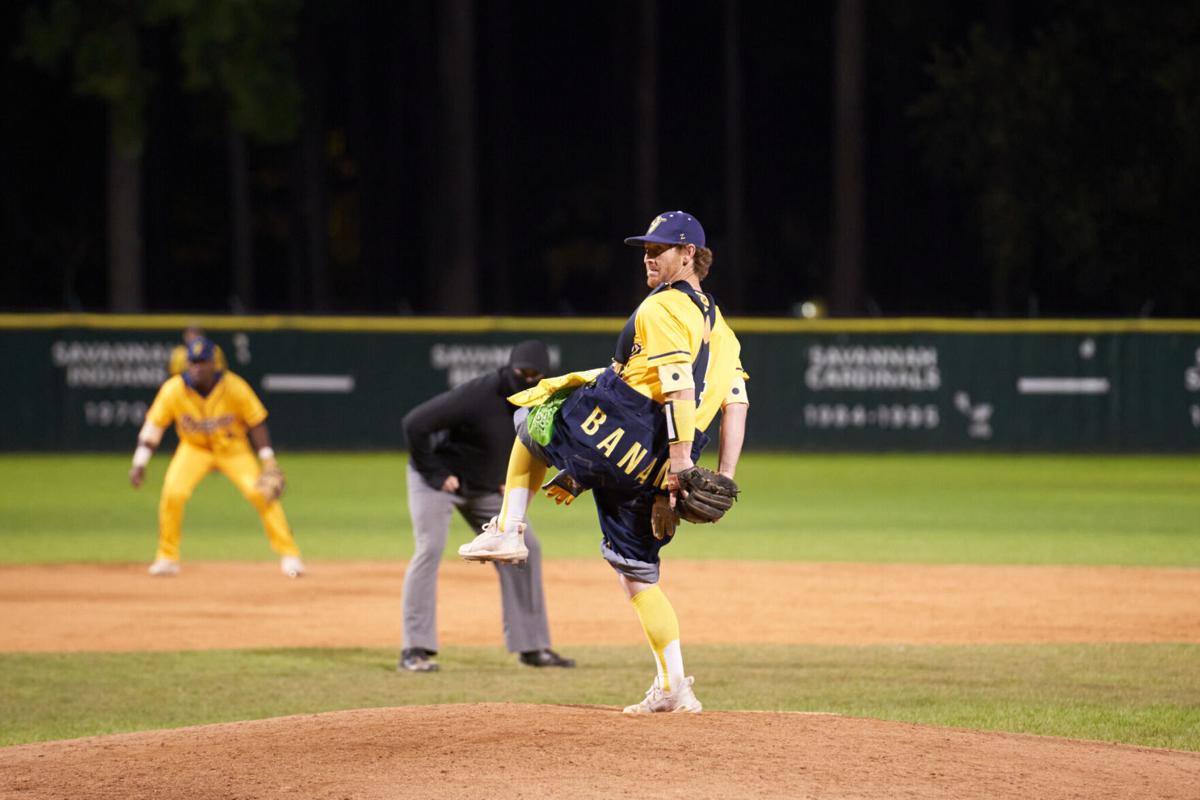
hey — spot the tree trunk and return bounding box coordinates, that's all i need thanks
[634,0,658,225]
[483,0,514,313]
[722,0,746,311]
[433,0,478,314]
[294,4,329,311]
[347,5,389,311]
[830,0,865,316]
[608,4,635,310]
[285,145,307,310]
[227,119,254,312]
[107,121,143,312]
[377,2,405,312]
[301,125,329,311]
[986,0,1017,316]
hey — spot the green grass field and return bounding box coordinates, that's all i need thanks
[3,453,1199,565]
[3,644,1198,750]
[1,453,1199,750]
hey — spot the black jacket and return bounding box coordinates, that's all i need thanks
[402,369,523,495]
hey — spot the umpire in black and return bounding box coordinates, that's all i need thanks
[399,340,575,672]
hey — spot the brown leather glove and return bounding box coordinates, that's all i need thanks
[255,460,286,502]
[651,494,679,540]
[674,466,739,524]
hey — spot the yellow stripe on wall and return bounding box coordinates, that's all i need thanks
[0,312,1197,335]
[727,317,1200,334]
[0,313,622,333]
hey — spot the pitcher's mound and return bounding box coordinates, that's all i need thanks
[2,704,1197,799]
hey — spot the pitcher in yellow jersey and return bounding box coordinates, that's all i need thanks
[457,211,748,715]
[128,337,304,578]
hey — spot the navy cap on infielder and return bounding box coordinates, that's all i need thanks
[187,336,216,363]
[623,210,705,249]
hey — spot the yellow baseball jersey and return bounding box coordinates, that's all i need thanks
[146,371,267,454]
[617,284,748,431]
[168,343,228,376]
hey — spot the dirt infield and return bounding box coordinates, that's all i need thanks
[3,560,1199,651]
[2,560,1199,799]
[2,704,1198,799]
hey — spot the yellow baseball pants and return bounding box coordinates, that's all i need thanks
[156,441,300,561]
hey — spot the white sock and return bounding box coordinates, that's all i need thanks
[662,640,685,692]
[501,488,529,533]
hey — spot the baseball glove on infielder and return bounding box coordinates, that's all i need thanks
[255,461,286,502]
[673,466,739,524]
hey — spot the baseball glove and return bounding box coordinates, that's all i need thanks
[542,470,587,506]
[255,461,286,503]
[674,466,739,524]
[650,494,679,540]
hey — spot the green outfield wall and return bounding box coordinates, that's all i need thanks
[2,314,1198,452]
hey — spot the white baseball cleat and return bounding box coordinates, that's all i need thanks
[623,675,703,714]
[457,516,529,564]
[147,558,180,577]
[280,555,306,578]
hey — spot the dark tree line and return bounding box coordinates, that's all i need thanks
[4,1,1198,317]
[16,0,301,311]
[910,0,1200,317]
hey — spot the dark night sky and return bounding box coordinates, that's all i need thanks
[3,1,1193,317]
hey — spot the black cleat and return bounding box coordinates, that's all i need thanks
[519,648,576,668]
[399,648,440,672]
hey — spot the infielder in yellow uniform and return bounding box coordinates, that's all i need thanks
[129,337,304,578]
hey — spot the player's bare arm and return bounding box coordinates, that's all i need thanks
[248,423,279,474]
[247,423,275,463]
[716,402,748,479]
[129,420,165,488]
[248,423,288,503]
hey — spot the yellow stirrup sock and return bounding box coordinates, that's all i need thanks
[499,439,547,532]
[631,584,684,693]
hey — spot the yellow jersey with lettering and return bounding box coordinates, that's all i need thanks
[145,371,267,454]
[617,285,747,431]
[168,343,228,376]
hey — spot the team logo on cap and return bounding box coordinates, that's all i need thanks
[647,215,666,234]
[189,341,204,357]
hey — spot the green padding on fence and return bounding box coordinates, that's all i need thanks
[1,317,1197,451]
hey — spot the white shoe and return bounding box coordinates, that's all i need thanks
[457,516,529,564]
[148,558,180,577]
[280,555,305,578]
[623,675,703,714]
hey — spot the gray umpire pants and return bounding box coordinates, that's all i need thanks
[401,463,552,654]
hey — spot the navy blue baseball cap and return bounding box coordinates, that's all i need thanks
[623,210,706,249]
[186,336,216,363]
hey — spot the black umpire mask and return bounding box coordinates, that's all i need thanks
[502,339,550,395]
[501,368,539,395]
